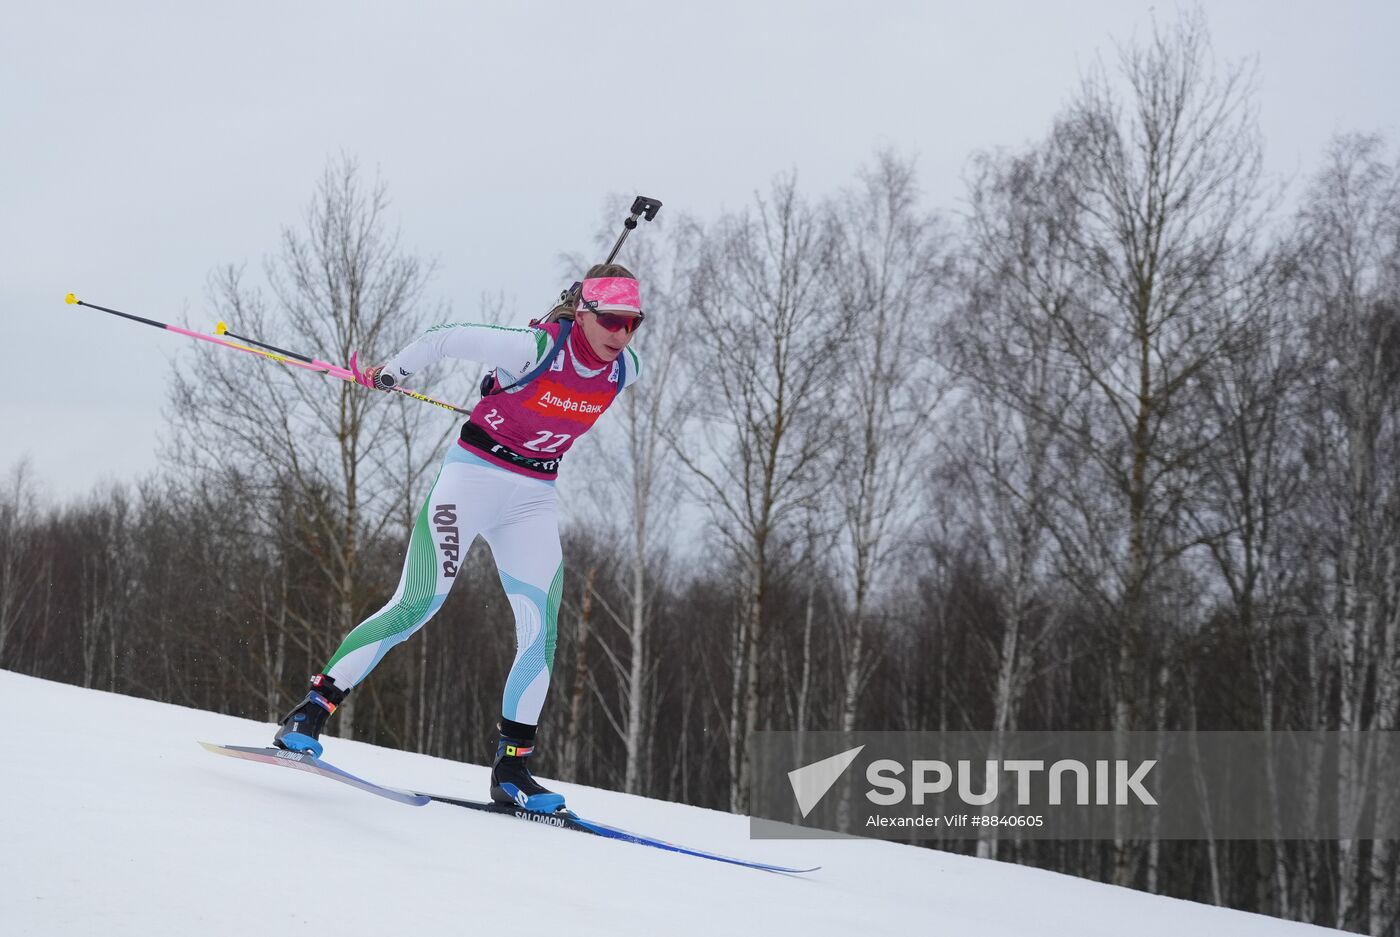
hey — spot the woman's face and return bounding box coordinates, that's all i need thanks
[577,310,640,362]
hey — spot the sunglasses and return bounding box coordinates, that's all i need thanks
[582,304,645,334]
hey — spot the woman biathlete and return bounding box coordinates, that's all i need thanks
[271,263,644,813]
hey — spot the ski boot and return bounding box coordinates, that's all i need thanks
[490,720,565,813]
[273,674,347,758]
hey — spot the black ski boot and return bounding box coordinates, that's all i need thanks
[273,674,347,758]
[489,719,565,813]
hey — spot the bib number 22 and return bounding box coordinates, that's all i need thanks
[523,431,572,453]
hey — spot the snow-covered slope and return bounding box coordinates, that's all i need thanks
[0,670,1340,936]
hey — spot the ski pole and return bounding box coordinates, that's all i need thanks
[214,320,471,416]
[66,292,354,377]
[215,321,323,365]
[64,294,469,415]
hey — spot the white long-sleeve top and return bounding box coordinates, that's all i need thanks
[383,321,642,392]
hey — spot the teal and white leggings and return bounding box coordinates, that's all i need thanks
[323,443,563,726]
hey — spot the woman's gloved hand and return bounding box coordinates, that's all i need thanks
[349,351,398,390]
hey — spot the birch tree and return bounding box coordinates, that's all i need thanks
[674,176,847,811]
[165,156,448,737]
[1054,12,1266,747]
[1292,133,1400,933]
[1185,232,1304,916]
[0,459,42,667]
[828,152,949,737]
[957,10,1268,884]
[952,141,1088,859]
[563,218,698,794]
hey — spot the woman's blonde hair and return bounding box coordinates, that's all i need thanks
[541,263,636,324]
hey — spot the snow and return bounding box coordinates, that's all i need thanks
[0,670,1342,936]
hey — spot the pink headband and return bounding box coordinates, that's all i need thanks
[577,276,642,315]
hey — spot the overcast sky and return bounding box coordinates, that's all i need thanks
[3,1,1397,500]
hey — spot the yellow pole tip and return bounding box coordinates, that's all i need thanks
[215,321,228,335]
[64,292,78,305]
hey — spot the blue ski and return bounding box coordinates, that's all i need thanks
[199,742,430,807]
[201,742,816,873]
[419,793,820,875]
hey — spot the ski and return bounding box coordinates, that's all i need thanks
[199,742,430,807]
[419,793,820,875]
[201,742,816,872]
